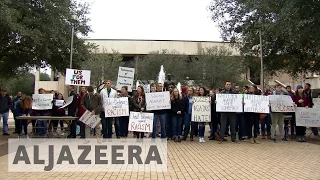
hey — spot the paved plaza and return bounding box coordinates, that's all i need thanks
[0,116,320,180]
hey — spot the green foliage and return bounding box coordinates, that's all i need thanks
[81,50,124,88]
[0,0,94,77]
[209,0,320,76]
[39,72,50,81]
[0,72,35,95]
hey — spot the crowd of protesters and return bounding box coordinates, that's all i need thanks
[0,80,319,144]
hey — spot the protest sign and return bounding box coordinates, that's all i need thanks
[104,97,130,117]
[244,95,270,113]
[269,95,294,112]
[312,98,320,109]
[32,94,54,110]
[145,92,171,111]
[65,69,91,86]
[216,94,243,112]
[295,107,320,127]
[191,96,211,122]
[79,110,101,128]
[142,84,151,93]
[116,67,135,92]
[128,112,154,132]
[54,100,65,107]
[59,96,74,109]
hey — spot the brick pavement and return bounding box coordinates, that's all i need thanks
[0,129,319,180]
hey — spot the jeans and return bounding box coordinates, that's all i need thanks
[114,118,120,138]
[17,119,28,135]
[120,116,129,137]
[166,113,172,138]
[14,115,19,132]
[101,111,113,138]
[36,112,49,136]
[172,114,183,137]
[247,113,260,139]
[271,113,284,139]
[236,113,246,139]
[312,127,319,136]
[198,122,205,138]
[261,114,271,135]
[184,113,191,135]
[153,113,166,138]
[193,122,199,136]
[210,112,219,137]
[0,112,9,134]
[220,113,236,140]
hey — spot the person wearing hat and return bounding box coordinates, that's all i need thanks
[293,85,311,142]
[0,89,12,135]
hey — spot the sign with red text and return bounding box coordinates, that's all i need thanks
[145,92,171,111]
[128,112,154,132]
[269,95,294,112]
[295,107,320,127]
[244,95,270,113]
[191,96,211,122]
[116,67,135,92]
[65,69,91,86]
[104,97,129,117]
[216,94,243,112]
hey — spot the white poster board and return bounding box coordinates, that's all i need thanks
[142,84,151,93]
[59,96,74,109]
[32,94,54,110]
[312,98,320,109]
[244,94,270,113]
[65,69,91,86]
[54,100,65,107]
[79,110,101,128]
[269,95,295,112]
[216,94,243,112]
[191,96,211,122]
[295,107,320,127]
[116,67,135,92]
[104,97,130,117]
[128,112,154,132]
[145,92,171,111]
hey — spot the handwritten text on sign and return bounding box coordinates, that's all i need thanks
[216,94,243,112]
[128,112,154,132]
[116,67,135,92]
[145,92,171,111]
[191,97,211,122]
[104,97,129,117]
[244,95,270,113]
[79,110,101,128]
[32,94,54,110]
[269,95,294,112]
[295,107,320,127]
[312,98,320,109]
[65,69,91,86]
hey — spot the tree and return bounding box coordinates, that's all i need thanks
[194,47,246,89]
[81,50,124,91]
[135,50,194,83]
[0,0,94,77]
[209,0,320,76]
[0,71,35,95]
[40,73,50,81]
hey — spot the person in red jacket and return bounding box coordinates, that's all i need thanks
[76,86,87,138]
[293,85,311,142]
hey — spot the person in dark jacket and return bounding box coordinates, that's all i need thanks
[246,85,261,144]
[170,88,184,142]
[304,83,319,138]
[183,87,196,141]
[151,83,167,139]
[209,91,221,141]
[293,85,311,142]
[51,93,66,136]
[132,85,146,139]
[81,86,102,140]
[16,96,32,137]
[67,85,78,138]
[12,91,22,133]
[0,89,13,135]
[76,86,87,138]
[119,86,131,137]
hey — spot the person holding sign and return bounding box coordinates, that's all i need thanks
[197,87,209,143]
[183,87,196,141]
[81,86,102,141]
[119,86,131,137]
[170,88,184,142]
[51,93,66,136]
[293,85,311,142]
[151,83,167,139]
[132,85,147,139]
[100,80,118,139]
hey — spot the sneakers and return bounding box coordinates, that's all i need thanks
[272,138,277,143]
[199,137,206,143]
[297,136,306,142]
[281,138,287,142]
[254,138,259,144]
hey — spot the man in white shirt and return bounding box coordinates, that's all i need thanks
[100,80,118,138]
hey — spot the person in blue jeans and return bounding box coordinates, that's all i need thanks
[35,88,50,136]
[152,83,167,139]
[0,89,12,136]
[197,87,209,143]
[170,88,184,142]
[183,87,196,141]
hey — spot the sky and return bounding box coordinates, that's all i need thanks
[82,0,222,41]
